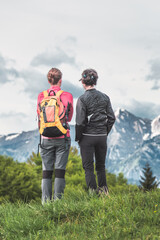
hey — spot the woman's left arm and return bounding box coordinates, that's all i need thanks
[75,98,86,142]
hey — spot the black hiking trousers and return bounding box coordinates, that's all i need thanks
[79,135,108,192]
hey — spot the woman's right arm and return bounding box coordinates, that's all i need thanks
[106,97,116,135]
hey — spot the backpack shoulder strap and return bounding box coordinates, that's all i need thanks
[56,90,64,98]
[43,90,48,98]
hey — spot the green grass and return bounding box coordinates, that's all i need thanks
[0,189,160,240]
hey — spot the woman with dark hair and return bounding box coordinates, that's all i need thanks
[75,69,115,194]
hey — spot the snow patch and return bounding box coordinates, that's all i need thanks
[5,133,20,141]
[115,108,121,117]
[121,128,126,133]
[143,133,150,141]
[151,115,160,138]
[116,118,120,123]
[139,119,145,125]
[133,121,143,134]
[7,148,17,153]
[115,108,125,118]
[108,132,121,146]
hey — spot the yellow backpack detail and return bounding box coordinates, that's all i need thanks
[39,90,67,137]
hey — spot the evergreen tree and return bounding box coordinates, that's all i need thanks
[0,155,41,203]
[117,173,128,185]
[139,162,159,191]
[27,152,42,178]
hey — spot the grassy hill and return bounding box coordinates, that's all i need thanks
[0,189,160,240]
[0,148,160,239]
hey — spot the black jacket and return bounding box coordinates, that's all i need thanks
[75,89,116,142]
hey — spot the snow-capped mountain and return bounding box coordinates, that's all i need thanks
[0,109,159,184]
[151,115,160,138]
[0,126,78,162]
[107,109,160,184]
[0,130,39,162]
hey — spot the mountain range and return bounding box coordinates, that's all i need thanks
[107,108,160,184]
[0,109,160,185]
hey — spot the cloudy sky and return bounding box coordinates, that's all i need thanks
[0,0,160,134]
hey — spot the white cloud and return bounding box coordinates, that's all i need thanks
[146,59,160,90]
[0,0,160,134]
[117,99,160,120]
[0,54,19,84]
[30,47,78,68]
[20,66,83,98]
[0,111,36,135]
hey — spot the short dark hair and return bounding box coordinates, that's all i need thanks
[47,68,62,85]
[80,69,98,86]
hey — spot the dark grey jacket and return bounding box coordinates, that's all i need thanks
[75,89,115,141]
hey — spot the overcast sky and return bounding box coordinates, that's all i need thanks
[0,0,160,134]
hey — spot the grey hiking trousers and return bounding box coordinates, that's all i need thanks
[40,137,71,203]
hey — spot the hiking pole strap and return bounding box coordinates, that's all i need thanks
[37,134,41,156]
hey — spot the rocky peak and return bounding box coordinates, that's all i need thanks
[151,115,160,138]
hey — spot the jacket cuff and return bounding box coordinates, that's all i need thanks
[75,125,84,142]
